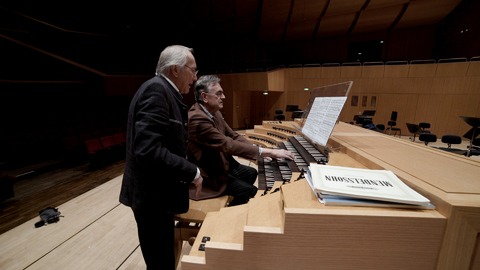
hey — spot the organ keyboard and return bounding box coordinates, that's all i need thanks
[252,121,329,191]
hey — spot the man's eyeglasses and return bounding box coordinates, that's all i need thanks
[206,90,224,97]
[184,65,198,76]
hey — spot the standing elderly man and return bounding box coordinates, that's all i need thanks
[187,75,295,206]
[120,45,203,269]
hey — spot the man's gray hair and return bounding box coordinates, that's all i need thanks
[155,45,194,76]
[194,75,221,103]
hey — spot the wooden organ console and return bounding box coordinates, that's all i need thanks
[181,121,480,270]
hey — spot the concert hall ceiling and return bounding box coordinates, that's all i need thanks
[0,0,472,74]
[1,0,463,40]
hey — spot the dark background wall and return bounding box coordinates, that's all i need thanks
[0,0,479,168]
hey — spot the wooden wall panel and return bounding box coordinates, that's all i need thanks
[455,76,480,95]
[396,94,416,128]
[267,70,285,92]
[303,67,322,78]
[285,68,303,79]
[341,66,362,78]
[466,62,480,76]
[414,94,429,126]
[405,77,434,94]
[232,90,251,129]
[386,78,408,94]
[376,93,399,125]
[408,64,437,78]
[285,79,304,92]
[435,62,469,77]
[463,94,480,117]
[384,65,409,77]
[219,62,479,137]
[446,95,468,136]
[362,66,385,78]
[435,94,455,137]
[432,77,458,95]
[424,94,444,135]
[321,66,341,78]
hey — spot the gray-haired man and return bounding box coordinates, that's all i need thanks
[120,45,203,269]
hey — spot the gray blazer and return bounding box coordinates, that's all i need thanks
[120,76,197,215]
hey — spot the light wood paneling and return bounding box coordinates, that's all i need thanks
[362,65,385,78]
[455,76,480,95]
[233,90,251,130]
[408,63,437,77]
[446,95,468,136]
[405,77,434,94]
[467,61,480,76]
[384,65,409,77]
[302,67,322,78]
[219,62,479,137]
[321,66,341,78]
[435,94,455,137]
[268,69,285,91]
[284,68,303,79]
[435,62,469,77]
[341,66,362,78]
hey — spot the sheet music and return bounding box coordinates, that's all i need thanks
[302,96,347,146]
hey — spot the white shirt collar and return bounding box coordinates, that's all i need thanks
[160,74,180,94]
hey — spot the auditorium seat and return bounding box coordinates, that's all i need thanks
[419,122,431,133]
[113,133,126,145]
[103,128,115,136]
[75,126,89,134]
[441,135,461,149]
[78,133,93,143]
[91,131,105,139]
[113,133,127,158]
[100,135,123,161]
[385,121,401,137]
[63,136,84,161]
[274,110,285,123]
[376,124,385,132]
[84,139,110,167]
[419,133,437,146]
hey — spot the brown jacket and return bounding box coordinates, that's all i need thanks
[187,103,259,200]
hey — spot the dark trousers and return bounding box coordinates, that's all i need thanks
[224,157,258,206]
[133,210,175,270]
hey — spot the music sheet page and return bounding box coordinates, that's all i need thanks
[302,96,347,146]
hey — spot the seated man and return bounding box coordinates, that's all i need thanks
[187,75,295,206]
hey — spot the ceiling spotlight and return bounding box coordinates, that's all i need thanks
[304,87,309,91]
[263,91,268,95]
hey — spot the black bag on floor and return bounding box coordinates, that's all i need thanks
[34,207,63,228]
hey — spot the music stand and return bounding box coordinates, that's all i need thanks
[362,110,376,116]
[293,81,353,159]
[291,111,304,119]
[406,123,422,142]
[460,116,480,157]
[356,116,372,125]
